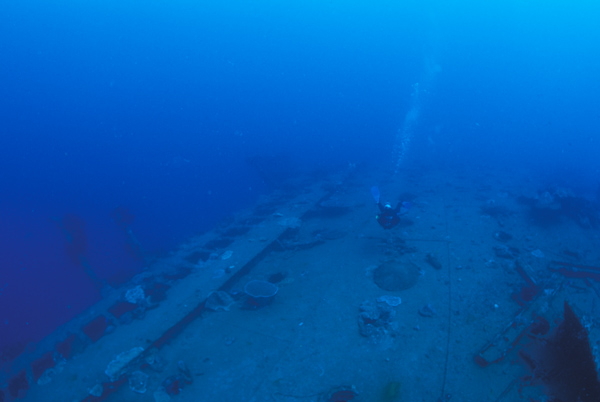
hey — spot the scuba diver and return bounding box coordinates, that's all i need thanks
[371,186,411,229]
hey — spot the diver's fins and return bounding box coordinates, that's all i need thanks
[400,201,412,215]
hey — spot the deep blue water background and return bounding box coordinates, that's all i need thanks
[1,0,599,361]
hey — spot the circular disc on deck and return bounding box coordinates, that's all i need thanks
[373,260,420,291]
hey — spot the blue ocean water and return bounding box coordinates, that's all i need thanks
[1,0,599,364]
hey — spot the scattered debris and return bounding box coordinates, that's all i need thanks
[129,370,149,394]
[518,187,600,228]
[220,250,234,260]
[161,360,193,396]
[548,261,600,282]
[377,295,402,307]
[205,291,235,311]
[425,253,442,270]
[36,359,65,386]
[418,304,437,317]
[88,384,103,397]
[358,300,399,338]
[125,285,146,304]
[105,347,145,381]
[144,349,167,372]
